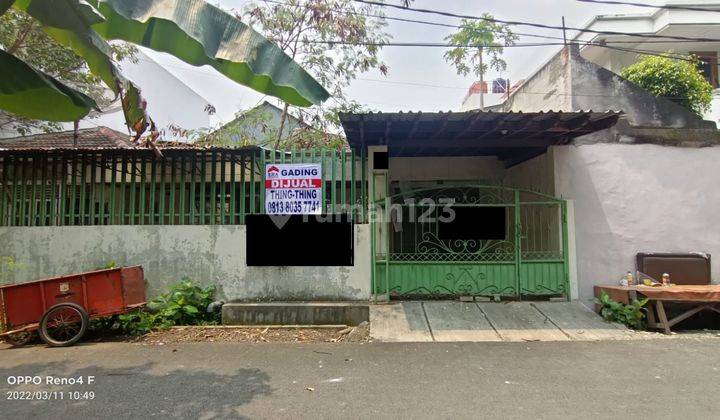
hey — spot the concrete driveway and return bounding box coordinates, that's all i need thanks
[370,301,637,342]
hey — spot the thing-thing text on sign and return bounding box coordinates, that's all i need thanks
[265,163,322,214]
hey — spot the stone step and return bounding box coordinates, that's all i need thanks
[222,302,369,326]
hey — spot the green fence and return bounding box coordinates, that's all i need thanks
[0,148,367,227]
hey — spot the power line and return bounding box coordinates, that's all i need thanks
[351,0,720,42]
[576,0,720,12]
[297,40,566,47]
[262,0,720,45]
[288,39,707,61]
[261,0,568,42]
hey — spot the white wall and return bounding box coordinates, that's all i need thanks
[0,225,371,301]
[69,49,214,138]
[553,144,720,300]
[708,90,720,126]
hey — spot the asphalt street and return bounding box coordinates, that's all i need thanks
[1,338,719,419]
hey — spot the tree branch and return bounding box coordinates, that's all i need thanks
[7,18,35,55]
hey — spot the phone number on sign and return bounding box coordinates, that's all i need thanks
[6,391,95,400]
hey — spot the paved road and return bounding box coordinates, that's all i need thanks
[1,338,719,419]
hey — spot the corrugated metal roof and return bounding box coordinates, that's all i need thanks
[339,110,622,166]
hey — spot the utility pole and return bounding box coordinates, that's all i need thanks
[478,47,484,110]
[561,16,567,46]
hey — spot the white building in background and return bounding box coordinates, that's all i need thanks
[572,1,720,124]
[67,49,216,139]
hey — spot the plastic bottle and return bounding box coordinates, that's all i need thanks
[662,273,670,286]
[626,271,635,286]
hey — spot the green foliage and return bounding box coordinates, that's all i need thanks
[1,0,329,135]
[0,256,22,283]
[595,291,649,330]
[443,17,518,78]
[0,8,137,135]
[244,0,390,147]
[146,279,218,326]
[620,53,713,117]
[93,278,220,335]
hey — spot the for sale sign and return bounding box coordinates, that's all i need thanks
[265,163,322,214]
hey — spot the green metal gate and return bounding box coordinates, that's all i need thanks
[371,184,569,299]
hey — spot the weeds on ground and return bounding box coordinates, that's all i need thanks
[595,290,648,329]
[91,279,221,335]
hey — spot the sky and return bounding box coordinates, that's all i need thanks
[145,0,671,124]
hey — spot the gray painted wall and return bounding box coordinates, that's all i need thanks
[0,225,371,301]
[501,48,572,112]
[552,144,720,299]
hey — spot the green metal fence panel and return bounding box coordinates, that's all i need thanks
[90,154,98,225]
[128,155,137,225]
[99,155,106,225]
[39,155,47,226]
[189,153,197,224]
[169,156,177,225]
[178,156,183,225]
[28,157,37,226]
[229,154,236,225]
[199,154,206,224]
[0,148,369,227]
[239,154,246,223]
[219,153,226,224]
[148,157,156,225]
[209,152,217,225]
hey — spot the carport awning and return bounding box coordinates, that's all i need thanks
[339,110,621,167]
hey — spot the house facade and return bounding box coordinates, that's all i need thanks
[2,45,720,305]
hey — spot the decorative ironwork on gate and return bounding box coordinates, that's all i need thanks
[371,184,569,299]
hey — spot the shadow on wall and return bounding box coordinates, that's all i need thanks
[553,146,624,299]
[0,360,272,418]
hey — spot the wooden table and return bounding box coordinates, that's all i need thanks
[595,284,720,334]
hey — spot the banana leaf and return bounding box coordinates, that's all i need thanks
[93,0,329,107]
[11,0,149,132]
[0,49,99,121]
[2,0,327,130]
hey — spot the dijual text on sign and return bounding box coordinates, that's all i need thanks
[265,163,322,214]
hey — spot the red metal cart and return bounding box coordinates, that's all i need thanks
[0,266,146,347]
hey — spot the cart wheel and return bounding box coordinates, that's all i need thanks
[39,303,89,347]
[4,331,34,347]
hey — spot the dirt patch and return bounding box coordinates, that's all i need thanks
[2,323,372,347]
[134,323,371,345]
